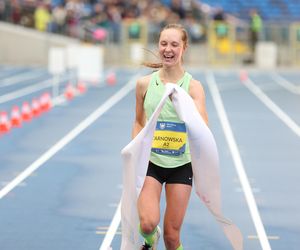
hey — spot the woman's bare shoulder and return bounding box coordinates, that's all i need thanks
[189,78,205,95]
[136,73,153,95]
[137,74,152,86]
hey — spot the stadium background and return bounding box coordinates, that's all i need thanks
[1,0,300,67]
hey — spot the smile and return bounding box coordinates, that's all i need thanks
[164,55,175,60]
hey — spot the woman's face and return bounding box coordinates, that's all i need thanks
[158,28,185,67]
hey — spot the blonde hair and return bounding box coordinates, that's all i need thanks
[142,23,188,69]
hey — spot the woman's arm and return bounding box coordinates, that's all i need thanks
[131,76,150,138]
[189,79,209,125]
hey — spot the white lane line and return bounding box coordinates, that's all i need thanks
[248,235,280,240]
[0,69,47,87]
[270,73,300,94]
[244,77,300,137]
[0,74,139,199]
[206,71,272,250]
[0,69,112,104]
[0,69,24,78]
[0,75,68,104]
[99,202,121,250]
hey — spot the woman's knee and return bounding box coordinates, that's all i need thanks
[164,227,180,249]
[139,217,158,234]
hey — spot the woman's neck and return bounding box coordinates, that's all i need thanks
[159,66,185,84]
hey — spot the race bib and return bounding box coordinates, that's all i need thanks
[151,121,187,156]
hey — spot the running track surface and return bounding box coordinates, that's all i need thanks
[0,65,299,250]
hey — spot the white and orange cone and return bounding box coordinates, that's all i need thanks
[10,106,22,127]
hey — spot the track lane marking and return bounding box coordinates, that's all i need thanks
[206,71,272,250]
[0,77,57,104]
[270,73,300,94]
[0,69,47,87]
[0,74,139,199]
[248,235,280,240]
[244,77,300,137]
[98,203,121,250]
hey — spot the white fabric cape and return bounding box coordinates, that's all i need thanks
[120,83,243,250]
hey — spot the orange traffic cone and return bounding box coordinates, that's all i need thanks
[21,102,32,121]
[10,106,22,127]
[239,70,248,82]
[31,98,41,117]
[77,81,86,94]
[106,72,116,86]
[40,92,52,112]
[64,84,75,100]
[0,111,11,133]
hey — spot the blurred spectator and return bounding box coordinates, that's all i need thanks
[90,3,109,28]
[213,7,225,21]
[184,12,205,43]
[249,9,262,53]
[123,0,143,41]
[145,2,170,42]
[51,4,67,34]
[146,2,170,27]
[20,0,37,28]
[34,2,51,32]
[0,1,6,21]
[170,0,186,19]
[189,0,203,21]
[213,7,228,38]
[83,2,109,42]
[123,0,140,19]
[106,3,122,42]
[10,0,22,24]
[65,0,84,37]
[1,0,12,22]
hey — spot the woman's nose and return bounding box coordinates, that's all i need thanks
[165,45,172,51]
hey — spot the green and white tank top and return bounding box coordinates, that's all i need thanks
[144,71,192,168]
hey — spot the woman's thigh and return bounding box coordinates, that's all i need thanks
[164,183,192,230]
[138,176,163,223]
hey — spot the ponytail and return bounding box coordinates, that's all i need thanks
[141,48,163,69]
[141,62,163,68]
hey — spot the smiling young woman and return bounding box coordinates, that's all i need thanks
[132,23,208,250]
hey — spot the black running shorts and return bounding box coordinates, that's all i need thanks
[146,161,193,186]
